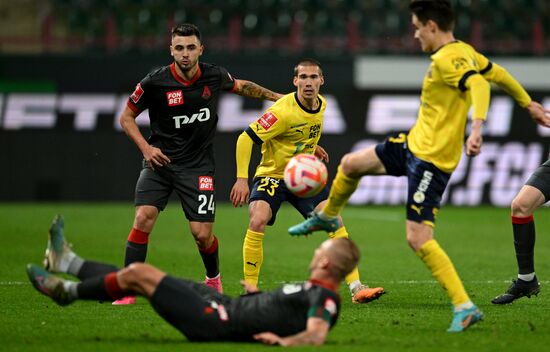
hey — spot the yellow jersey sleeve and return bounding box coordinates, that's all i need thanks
[248,110,287,143]
[479,61,531,108]
[235,132,254,178]
[466,75,490,121]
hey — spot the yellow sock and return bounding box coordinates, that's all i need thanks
[416,239,470,307]
[329,227,361,288]
[243,229,264,286]
[323,166,360,218]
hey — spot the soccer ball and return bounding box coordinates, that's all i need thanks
[284,154,328,198]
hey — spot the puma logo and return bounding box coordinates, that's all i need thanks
[246,261,258,267]
[411,204,423,216]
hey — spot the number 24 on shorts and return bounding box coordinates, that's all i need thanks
[198,194,215,214]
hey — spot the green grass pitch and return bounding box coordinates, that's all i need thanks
[1,202,549,351]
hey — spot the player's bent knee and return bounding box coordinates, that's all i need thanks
[134,207,158,229]
[340,154,356,176]
[118,264,143,289]
[511,196,533,217]
[248,217,267,232]
[119,263,164,296]
[123,263,150,280]
[406,221,433,251]
[192,231,212,246]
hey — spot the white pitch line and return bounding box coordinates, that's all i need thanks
[345,210,402,222]
[276,280,550,285]
[5,280,549,286]
[386,280,550,284]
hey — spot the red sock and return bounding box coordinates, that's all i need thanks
[128,228,149,244]
[200,236,219,255]
[104,272,126,300]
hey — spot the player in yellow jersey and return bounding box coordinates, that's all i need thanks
[289,0,550,332]
[230,58,385,303]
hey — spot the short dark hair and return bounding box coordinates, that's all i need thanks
[294,58,323,77]
[410,0,455,32]
[171,23,202,41]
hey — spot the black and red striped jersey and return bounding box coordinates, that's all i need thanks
[226,280,341,339]
[127,62,236,169]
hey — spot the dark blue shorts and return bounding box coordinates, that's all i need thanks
[375,133,451,225]
[249,176,329,226]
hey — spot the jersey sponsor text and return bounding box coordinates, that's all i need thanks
[199,176,214,191]
[173,108,211,128]
[166,90,184,106]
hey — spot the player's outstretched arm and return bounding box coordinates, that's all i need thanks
[253,317,329,346]
[234,79,283,102]
[230,132,253,207]
[526,101,550,128]
[482,63,550,128]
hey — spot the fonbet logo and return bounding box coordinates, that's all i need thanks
[166,90,183,106]
[172,108,210,128]
[198,176,214,191]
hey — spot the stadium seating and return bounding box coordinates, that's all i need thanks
[0,0,548,55]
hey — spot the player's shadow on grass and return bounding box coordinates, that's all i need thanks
[84,336,183,345]
[84,336,262,347]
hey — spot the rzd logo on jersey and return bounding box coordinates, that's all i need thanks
[173,108,211,128]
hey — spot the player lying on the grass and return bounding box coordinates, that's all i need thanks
[29,216,358,346]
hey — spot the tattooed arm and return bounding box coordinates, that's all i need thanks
[234,79,283,102]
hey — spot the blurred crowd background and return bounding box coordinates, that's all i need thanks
[1,0,549,56]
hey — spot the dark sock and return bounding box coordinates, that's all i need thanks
[124,228,150,266]
[77,272,127,301]
[125,242,148,266]
[199,236,220,278]
[77,261,119,280]
[512,215,536,275]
